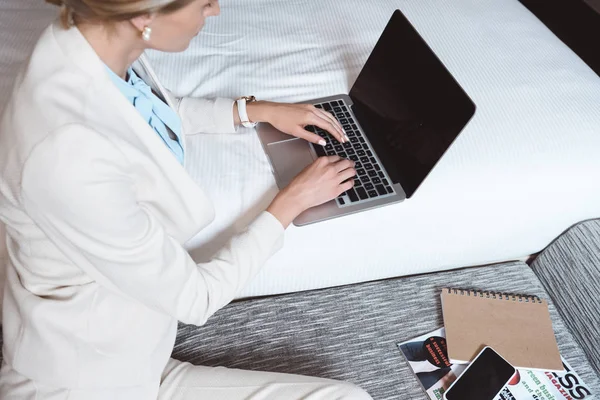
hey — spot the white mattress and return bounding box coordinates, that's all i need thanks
[2,0,600,298]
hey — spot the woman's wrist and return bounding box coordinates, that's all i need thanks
[246,100,271,123]
[266,188,305,229]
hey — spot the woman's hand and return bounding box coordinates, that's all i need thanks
[246,101,348,145]
[267,156,356,228]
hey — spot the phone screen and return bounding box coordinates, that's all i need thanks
[444,347,516,400]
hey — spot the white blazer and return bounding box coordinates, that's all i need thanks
[0,21,284,389]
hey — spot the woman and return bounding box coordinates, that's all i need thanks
[0,0,371,399]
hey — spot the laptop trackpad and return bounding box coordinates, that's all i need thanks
[267,139,315,188]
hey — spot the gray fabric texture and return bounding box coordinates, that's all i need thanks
[532,218,600,377]
[172,262,600,400]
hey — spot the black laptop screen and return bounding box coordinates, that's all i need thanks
[349,10,476,198]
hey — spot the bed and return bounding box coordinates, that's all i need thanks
[1,0,600,299]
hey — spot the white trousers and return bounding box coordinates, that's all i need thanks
[0,359,373,400]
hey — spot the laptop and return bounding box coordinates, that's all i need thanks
[257,9,476,226]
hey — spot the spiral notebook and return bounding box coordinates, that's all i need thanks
[441,287,564,372]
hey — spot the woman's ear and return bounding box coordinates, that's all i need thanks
[130,14,154,33]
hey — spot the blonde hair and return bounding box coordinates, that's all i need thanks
[45,0,196,28]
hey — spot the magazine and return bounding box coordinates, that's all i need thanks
[397,328,595,400]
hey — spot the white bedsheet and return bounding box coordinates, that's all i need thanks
[2,0,600,299]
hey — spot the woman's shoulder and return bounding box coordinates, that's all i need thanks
[1,72,102,186]
[17,23,98,121]
[1,23,116,172]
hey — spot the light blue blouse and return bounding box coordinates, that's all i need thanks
[105,66,184,165]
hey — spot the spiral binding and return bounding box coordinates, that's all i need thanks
[445,287,542,303]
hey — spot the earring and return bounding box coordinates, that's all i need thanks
[142,26,152,41]
[61,4,75,27]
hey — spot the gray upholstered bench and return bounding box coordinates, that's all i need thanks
[531,219,600,377]
[172,252,600,399]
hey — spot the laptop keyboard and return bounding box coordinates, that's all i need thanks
[306,99,395,207]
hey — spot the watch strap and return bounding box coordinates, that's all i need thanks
[236,96,258,128]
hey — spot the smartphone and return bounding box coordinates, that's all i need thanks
[443,346,516,400]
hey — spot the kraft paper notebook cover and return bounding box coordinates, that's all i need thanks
[441,288,563,372]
